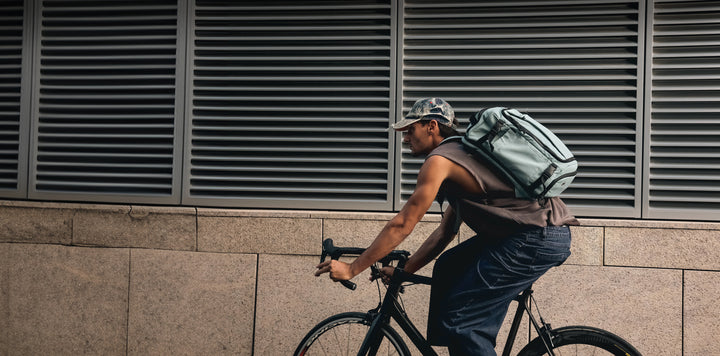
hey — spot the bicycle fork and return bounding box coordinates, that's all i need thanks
[356,281,401,356]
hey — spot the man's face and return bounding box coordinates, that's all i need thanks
[401,121,433,156]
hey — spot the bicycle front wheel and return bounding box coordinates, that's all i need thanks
[294,312,410,356]
[517,326,642,356]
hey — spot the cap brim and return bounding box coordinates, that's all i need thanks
[391,117,421,131]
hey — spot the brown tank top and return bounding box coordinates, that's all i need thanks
[428,141,579,239]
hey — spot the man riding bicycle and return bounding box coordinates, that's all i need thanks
[315,98,579,355]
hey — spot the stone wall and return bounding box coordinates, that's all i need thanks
[0,200,718,355]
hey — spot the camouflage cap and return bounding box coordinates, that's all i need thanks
[392,98,457,131]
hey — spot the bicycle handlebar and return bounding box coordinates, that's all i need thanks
[320,239,431,290]
[321,239,360,290]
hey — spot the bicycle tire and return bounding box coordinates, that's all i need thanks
[294,312,411,356]
[517,325,642,356]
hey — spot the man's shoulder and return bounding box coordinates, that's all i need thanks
[428,140,476,168]
[429,139,464,156]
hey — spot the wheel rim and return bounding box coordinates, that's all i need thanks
[300,318,405,356]
[551,344,631,355]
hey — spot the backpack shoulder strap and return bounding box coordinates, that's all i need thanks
[435,189,463,235]
[434,137,465,234]
[439,135,463,146]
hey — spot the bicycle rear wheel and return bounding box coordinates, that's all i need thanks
[294,312,410,356]
[517,326,642,356]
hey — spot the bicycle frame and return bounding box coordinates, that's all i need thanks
[357,279,555,356]
[320,239,556,356]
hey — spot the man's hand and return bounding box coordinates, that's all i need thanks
[315,260,355,281]
[370,266,395,284]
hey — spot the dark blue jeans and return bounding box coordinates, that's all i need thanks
[427,226,571,356]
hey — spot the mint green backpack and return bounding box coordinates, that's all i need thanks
[447,107,577,200]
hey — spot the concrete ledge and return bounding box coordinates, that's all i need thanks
[567,226,603,266]
[73,205,196,250]
[198,216,321,255]
[323,218,447,254]
[0,205,73,244]
[198,208,313,218]
[606,227,720,271]
[579,218,720,230]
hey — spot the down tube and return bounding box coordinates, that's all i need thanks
[391,305,438,355]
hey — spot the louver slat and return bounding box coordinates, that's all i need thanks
[185,1,394,209]
[399,1,642,217]
[0,1,24,195]
[646,0,720,220]
[31,0,181,202]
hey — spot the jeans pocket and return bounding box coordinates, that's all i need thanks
[525,227,571,272]
[531,250,570,270]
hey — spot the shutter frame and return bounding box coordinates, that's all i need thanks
[397,0,644,217]
[183,0,396,210]
[29,0,185,204]
[644,0,720,220]
[0,0,29,198]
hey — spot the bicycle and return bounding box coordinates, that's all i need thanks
[295,239,642,356]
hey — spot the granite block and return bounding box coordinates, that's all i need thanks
[566,226,603,266]
[534,265,682,356]
[684,270,720,355]
[322,218,453,255]
[0,205,73,244]
[580,218,720,230]
[254,254,381,355]
[197,208,312,218]
[3,244,129,355]
[312,210,433,221]
[0,244,8,355]
[198,216,321,255]
[73,205,196,250]
[128,249,257,356]
[606,227,720,270]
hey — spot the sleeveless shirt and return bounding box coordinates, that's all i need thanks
[428,141,579,240]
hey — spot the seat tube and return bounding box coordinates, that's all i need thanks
[502,291,530,356]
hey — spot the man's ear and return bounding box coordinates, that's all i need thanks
[427,119,438,134]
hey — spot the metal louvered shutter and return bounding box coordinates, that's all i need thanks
[30,0,184,204]
[645,0,720,220]
[184,1,395,210]
[0,0,27,198]
[398,1,643,217]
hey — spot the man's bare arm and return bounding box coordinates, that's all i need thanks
[403,205,458,274]
[346,155,452,276]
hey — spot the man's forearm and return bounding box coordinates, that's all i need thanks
[404,226,455,274]
[349,218,411,277]
[404,207,458,274]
